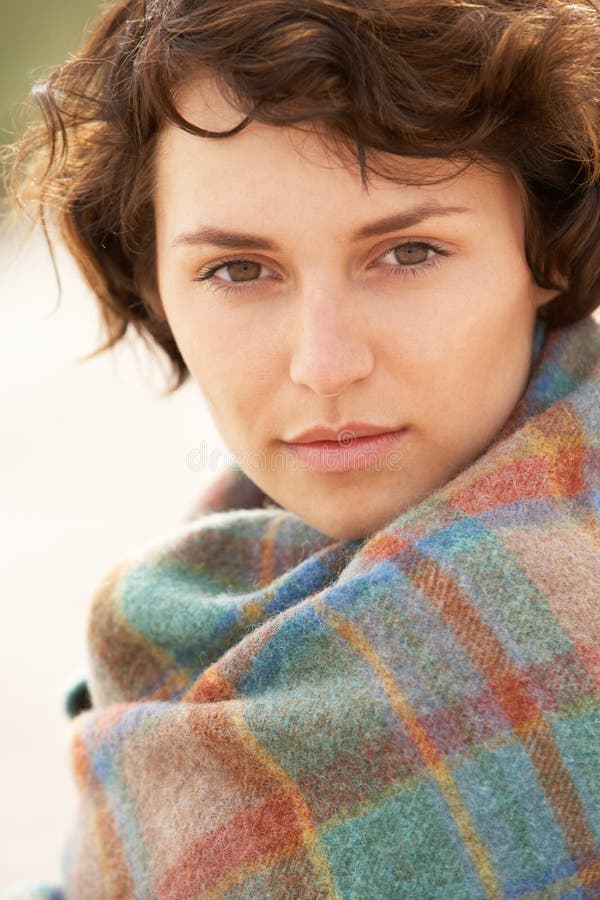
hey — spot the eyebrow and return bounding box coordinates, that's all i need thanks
[170,202,472,250]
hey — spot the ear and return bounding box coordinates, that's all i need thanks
[533,285,564,309]
[532,264,569,309]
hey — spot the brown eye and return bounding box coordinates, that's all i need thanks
[225,261,262,282]
[393,243,431,265]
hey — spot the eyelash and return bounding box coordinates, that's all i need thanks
[194,240,451,296]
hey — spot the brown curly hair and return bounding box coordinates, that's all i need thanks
[9,0,600,391]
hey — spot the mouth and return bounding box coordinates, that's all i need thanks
[280,427,409,474]
[286,422,406,443]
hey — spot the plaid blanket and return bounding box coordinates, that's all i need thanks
[17,315,600,898]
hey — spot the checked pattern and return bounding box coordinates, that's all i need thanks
[62,315,599,899]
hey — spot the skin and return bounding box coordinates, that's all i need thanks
[153,78,559,541]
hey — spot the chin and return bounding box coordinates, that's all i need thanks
[281,482,413,541]
[300,509,389,542]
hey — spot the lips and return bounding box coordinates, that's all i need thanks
[286,422,401,443]
[281,427,409,474]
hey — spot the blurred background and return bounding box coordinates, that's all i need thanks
[1,0,100,147]
[3,1,600,893]
[1,1,229,888]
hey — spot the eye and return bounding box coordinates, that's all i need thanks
[374,240,451,280]
[196,258,268,284]
[383,242,437,266]
[220,260,264,282]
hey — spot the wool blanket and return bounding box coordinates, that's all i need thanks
[9,314,600,899]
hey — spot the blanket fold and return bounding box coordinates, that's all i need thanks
[64,315,599,899]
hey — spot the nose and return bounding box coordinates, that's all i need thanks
[289,283,374,397]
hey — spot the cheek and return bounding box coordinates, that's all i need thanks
[166,295,243,378]
[176,320,267,435]
[409,270,535,426]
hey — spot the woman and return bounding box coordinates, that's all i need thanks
[8,0,600,896]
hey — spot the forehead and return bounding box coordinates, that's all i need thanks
[154,77,522,235]
[159,77,463,181]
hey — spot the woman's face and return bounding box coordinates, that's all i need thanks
[154,80,557,540]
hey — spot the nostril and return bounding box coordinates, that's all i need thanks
[318,389,344,398]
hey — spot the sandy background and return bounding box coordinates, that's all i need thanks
[0,229,229,888]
